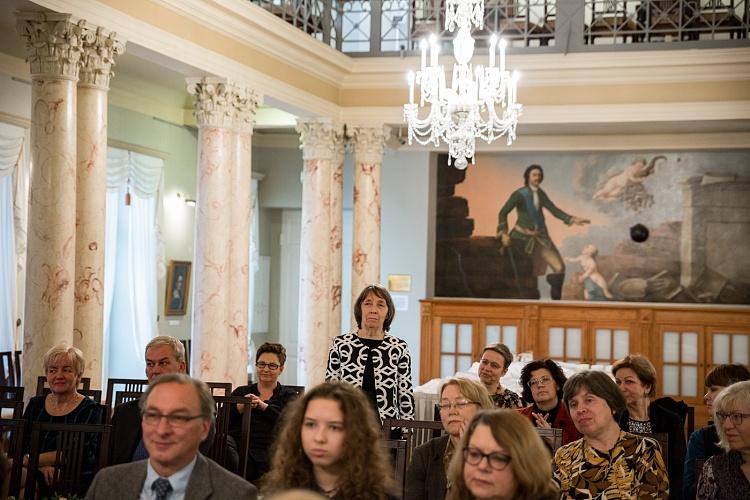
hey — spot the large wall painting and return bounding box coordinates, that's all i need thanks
[434,151,750,304]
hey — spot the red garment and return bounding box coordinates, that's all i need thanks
[517,400,582,445]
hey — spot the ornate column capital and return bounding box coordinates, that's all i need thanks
[16,12,85,80]
[186,77,236,128]
[348,125,388,165]
[233,85,261,134]
[296,119,345,161]
[79,25,125,89]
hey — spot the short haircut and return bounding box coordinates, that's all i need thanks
[523,164,544,186]
[145,335,186,364]
[353,284,396,332]
[481,343,514,371]
[43,343,85,377]
[563,370,627,422]
[519,359,567,404]
[705,364,750,388]
[612,354,657,398]
[446,410,558,500]
[257,342,287,366]
[139,373,215,424]
[439,378,494,410]
[713,381,750,451]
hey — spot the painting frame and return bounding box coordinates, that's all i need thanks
[165,260,191,316]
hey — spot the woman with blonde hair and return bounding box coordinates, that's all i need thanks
[262,382,396,499]
[446,410,558,500]
[406,378,494,500]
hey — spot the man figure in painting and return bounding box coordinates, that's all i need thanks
[497,164,589,300]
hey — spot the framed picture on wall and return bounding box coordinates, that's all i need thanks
[165,260,191,316]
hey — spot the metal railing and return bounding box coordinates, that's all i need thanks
[249,0,749,54]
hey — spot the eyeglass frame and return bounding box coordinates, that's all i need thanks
[142,410,205,427]
[256,361,281,370]
[528,375,554,388]
[463,447,512,471]
[715,411,750,426]
[438,399,478,412]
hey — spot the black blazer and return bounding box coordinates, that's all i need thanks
[405,434,450,500]
[620,402,687,500]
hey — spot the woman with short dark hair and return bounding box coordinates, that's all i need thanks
[478,343,522,409]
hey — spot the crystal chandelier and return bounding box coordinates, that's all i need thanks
[403,0,522,170]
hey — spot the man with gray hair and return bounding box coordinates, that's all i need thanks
[88,374,257,498]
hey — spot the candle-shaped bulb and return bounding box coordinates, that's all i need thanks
[430,34,439,66]
[499,38,507,72]
[407,71,415,104]
[420,39,428,70]
[489,34,497,67]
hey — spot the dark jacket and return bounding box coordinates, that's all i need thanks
[518,400,582,445]
[405,435,450,500]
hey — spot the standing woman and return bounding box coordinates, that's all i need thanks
[613,354,686,499]
[326,284,415,421]
[229,342,299,482]
[262,382,396,499]
[477,343,523,409]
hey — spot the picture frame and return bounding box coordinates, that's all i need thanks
[165,260,191,316]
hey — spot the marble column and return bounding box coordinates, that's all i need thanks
[296,119,344,387]
[187,77,235,382]
[74,25,124,389]
[329,138,345,335]
[348,126,387,309]
[17,12,84,391]
[225,86,259,388]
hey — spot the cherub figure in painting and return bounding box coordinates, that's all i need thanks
[593,155,665,211]
[565,244,613,301]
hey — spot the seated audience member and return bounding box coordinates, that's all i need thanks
[684,364,750,500]
[262,382,396,499]
[446,410,558,500]
[553,370,669,499]
[110,335,217,465]
[405,378,493,500]
[477,344,523,409]
[87,373,257,499]
[613,354,686,499]
[696,381,750,500]
[229,342,298,481]
[23,343,103,497]
[518,358,581,445]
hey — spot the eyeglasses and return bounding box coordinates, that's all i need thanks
[479,359,503,370]
[438,399,477,412]
[142,410,204,427]
[463,447,512,471]
[715,411,750,426]
[529,376,553,388]
[256,362,280,370]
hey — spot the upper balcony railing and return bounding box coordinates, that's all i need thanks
[249,0,749,55]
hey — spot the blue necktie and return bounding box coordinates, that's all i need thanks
[152,477,172,500]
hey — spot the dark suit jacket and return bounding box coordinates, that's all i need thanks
[405,434,449,500]
[86,453,257,500]
[518,400,582,445]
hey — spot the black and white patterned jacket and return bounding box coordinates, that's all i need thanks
[325,332,415,421]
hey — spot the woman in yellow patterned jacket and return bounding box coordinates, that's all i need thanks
[552,370,669,499]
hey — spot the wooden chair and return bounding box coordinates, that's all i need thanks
[25,420,111,499]
[634,431,670,470]
[36,375,91,396]
[0,418,26,498]
[14,350,21,386]
[382,438,407,500]
[0,400,24,419]
[381,419,445,464]
[38,387,102,403]
[105,378,148,407]
[207,395,251,478]
[0,351,15,386]
[206,382,233,396]
[286,385,305,396]
[0,385,24,401]
[536,427,563,455]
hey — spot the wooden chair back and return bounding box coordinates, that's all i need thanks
[0,351,15,386]
[382,438,407,500]
[0,418,26,498]
[286,385,305,396]
[634,431,670,470]
[0,400,24,419]
[25,419,111,498]
[381,419,445,464]
[536,427,563,455]
[14,351,21,386]
[105,378,148,407]
[0,385,24,402]
[38,387,102,403]
[206,382,233,396]
[36,375,91,396]
[207,395,251,477]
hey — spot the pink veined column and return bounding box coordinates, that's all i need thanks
[74,26,124,389]
[225,86,259,388]
[187,78,236,382]
[17,13,84,392]
[296,119,344,387]
[329,139,345,337]
[349,126,387,310]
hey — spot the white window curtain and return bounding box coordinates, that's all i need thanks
[103,146,165,380]
[0,122,29,353]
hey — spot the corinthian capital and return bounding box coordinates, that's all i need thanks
[186,77,235,128]
[79,25,126,89]
[348,126,388,165]
[16,12,85,80]
[296,119,345,162]
[233,85,261,134]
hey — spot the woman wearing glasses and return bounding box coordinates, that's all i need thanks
[697,381,750,500]
[518,358,581,446]
[446,410,558,500]
[229,342,299,481]
[405,378,493,500]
